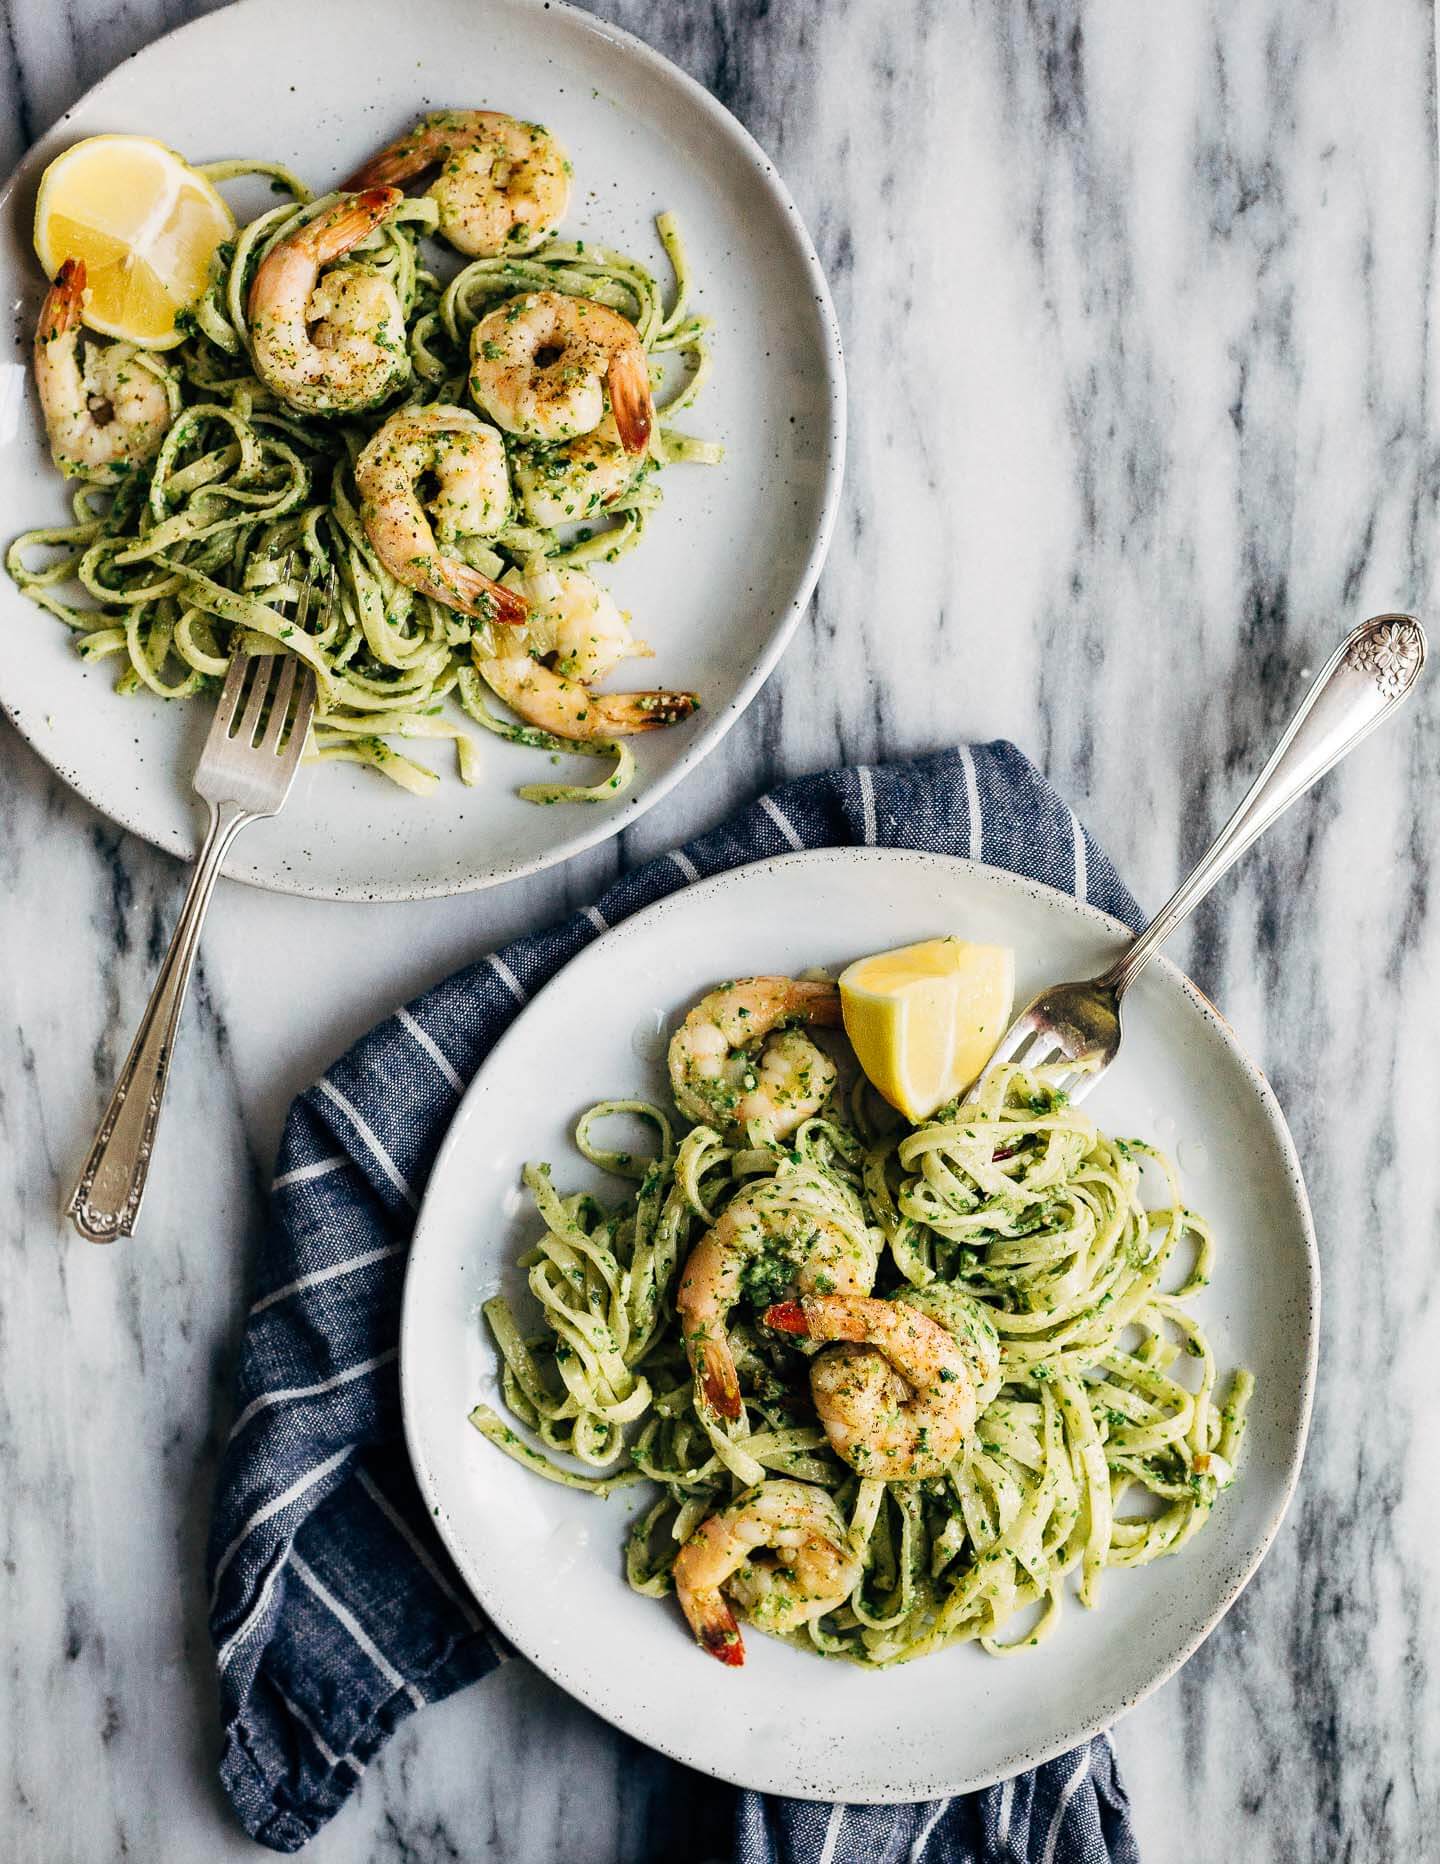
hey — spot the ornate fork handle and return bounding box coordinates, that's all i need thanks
[67,798,256,1243]
[1102,614,1427,997]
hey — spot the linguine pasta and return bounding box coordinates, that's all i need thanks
[472,1052,1252,1667]
[8,159,718,803]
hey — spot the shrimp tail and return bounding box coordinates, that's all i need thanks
[342,112,501,192]
[341,142,426,192]
[430,560,529,627]
[607,348,654,455]
[698,1338,743,1420]
[478,580,531,628]
[316,186,405,262]
[591,689,699,734]
[765,1295,866,1344]
[696,1605,746,1666]
[248,187,404,324]
[38,258,85,345]
[796,983,844,1028]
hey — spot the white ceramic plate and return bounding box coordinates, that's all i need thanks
[0,0,843,900]
[402,849,1319,1802]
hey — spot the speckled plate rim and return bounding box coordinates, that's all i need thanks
[0,0,846,902]
[401,847,1321,1803]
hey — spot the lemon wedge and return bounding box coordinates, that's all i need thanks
[840,937,1015,1123]
[34,135,234,349]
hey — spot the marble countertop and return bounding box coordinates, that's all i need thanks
[3,1,1438,1858]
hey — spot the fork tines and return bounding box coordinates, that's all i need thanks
[203,567,326,798]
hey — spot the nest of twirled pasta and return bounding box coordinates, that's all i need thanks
[472,975,1253,1668]
[10,112,721,802]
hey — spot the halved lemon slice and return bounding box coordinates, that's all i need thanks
[34,134,234,349]
[840,937,1015,1123]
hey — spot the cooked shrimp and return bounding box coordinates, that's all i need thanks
[676,1172,876,1422]
[344,110,570,257]
[472,563,694,736]
[353,404,526,625]
[506,564,646,683]
[475,642,696,739]
[765,1294,980,1481]
[672,1479,861,1666]
[247,188,411,415]
[469,290,653,454]
[512,412,642,528]
[33,260,176,483]
[668,978,841,1137]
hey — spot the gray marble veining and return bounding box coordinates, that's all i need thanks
[2,0,1439,1859]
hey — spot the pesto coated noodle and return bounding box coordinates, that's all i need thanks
[472,1011,1253,1669]
[9,144,720,804]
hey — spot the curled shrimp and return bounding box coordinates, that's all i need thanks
[247,188,411,415]
[33,260,177,483]
[672,1479,860,1666]
[468,290,653,454]
[344,110,570,257]
[474,650,696,740]
[506,564,645,682]
[353,404,527,626]
[765,1293,981,1481]
[668,977,841,1138]
[512,412,643,528]
[472,563,696,738]
[676,1170,876,1422]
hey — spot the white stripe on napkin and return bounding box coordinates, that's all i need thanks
[226,1347,398,1443]
[215,1546,288,1673]
[276,1684,364,1777]
[816,1802,847,1864]
[292,1554,425,1711]
[1041,1747,1094,1864]
[397,1006,465,1095]
[210,1444,354,1607]
[997,1774,1015,1847]
[669,848,701,884]
[857,765,877,845]
[357,1468,485,1632]
[315,1079,417,1209]
[272,1154,348,1192]
[249,1242,407,1318]
[958,744,983,858]
[909,1796,952,1860]
[1070,809,1088,901]
[485,952,527,1005]
[759,793,804,851]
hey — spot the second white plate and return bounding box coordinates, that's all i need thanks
[401,848,1319,1802]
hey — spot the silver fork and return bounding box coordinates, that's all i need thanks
[979,613,1427,1105]
[67,583,324,1243]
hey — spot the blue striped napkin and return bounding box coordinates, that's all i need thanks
[209,742,1142,1861]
